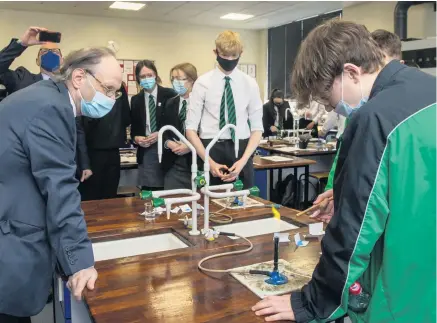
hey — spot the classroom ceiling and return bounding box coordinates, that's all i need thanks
[0,1,353,30]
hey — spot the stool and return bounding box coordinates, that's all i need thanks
[310,171,329,194]
[117,186,141,198]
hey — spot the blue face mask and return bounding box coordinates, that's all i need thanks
[140,77,156,90]
[335,73,368,117]
[40,51,61,72]
[172,80,188,96]
[80,78,115,118]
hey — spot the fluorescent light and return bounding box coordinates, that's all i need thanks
[220,13,254,21]
[110,1,146,11]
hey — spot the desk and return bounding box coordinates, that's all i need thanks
[259,143,337,157]
[74,197,321,323]
[253,155,316,209]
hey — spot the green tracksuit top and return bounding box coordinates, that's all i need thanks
[324,118,348,191]
[291,61,436,323]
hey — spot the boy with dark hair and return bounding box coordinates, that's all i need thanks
[252,20,436,323]
[371,29,403,63]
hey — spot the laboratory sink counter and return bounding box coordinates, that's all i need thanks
[75,196,321,323]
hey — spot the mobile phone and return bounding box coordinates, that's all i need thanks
[39,31,62,43]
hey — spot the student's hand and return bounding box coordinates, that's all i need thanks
[20,26,47,47]
[270,126,278,133]
[306,121,315,130]
[67,267,98,301]
[172,143,190,155]
[223,158,247,182]
[209,160,228,178]
[252,295,295,321]
[167,141,179,150]
[305,111,312,119]
[134,136,147,145]
[80,169,93,182]
[310,189,334,223]
[144,132,158,145]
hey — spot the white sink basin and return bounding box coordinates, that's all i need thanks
[92,233,188,261]
[214,218,298,239]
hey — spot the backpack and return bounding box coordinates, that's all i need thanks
[272,174,297,207]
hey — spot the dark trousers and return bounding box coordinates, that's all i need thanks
[0,314,31,323]
[79,148,121,201]
[201,139,254,189]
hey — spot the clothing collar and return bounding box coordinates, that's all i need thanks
[215,66,238,81]
[145,85,158,99]
[370,60,406,99]
[67,91,77,117]
[41,73,51,81]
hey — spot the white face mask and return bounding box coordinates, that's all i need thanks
[334,72,368,117]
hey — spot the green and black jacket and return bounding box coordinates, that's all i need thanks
[291,61,436,323]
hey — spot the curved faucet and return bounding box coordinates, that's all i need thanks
[157,125,200,235]
[202,124,250,232]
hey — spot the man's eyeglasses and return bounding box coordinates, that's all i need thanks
[87,72,122,99]
[39,49,62,56]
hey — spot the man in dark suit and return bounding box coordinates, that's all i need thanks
[0,26,92,183]
[262,89,294,137]
[0,46,122,322]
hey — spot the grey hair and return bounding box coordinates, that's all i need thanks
[55,47,116,82]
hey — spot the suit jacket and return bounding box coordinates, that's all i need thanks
[262,101,294,137]
[130,85,177,164]
[0,38,90,175]
[160,95,192,172]
[0,80,94,317]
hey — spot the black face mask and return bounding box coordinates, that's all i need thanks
[216,54,240,72]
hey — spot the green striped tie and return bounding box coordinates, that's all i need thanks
[219,76,236,141]
[179,100,187,134]
[149,95,157,132]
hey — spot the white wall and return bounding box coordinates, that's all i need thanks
[343,1,436,38]
[0,9,268,98]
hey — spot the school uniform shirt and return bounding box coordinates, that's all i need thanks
[186,67,263,140]
[322,110,346,139]
[144,86,158,136]
[298,100,325,123]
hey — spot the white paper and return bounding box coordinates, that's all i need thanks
[309,222,325,236]
[180,204,192,213]
[124,60,134,74]
[278,147,301,153]
[294,233,309,247]
[128,81,138,95]
[248,64,256,78]
[171,207,180,214]
[122,73,128,86]
[261,156,294,162]
[154,207,166,214]
[273,232,290,243]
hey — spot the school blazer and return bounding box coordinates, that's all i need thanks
[130,85,177,164]
[160,95,193,172]
[262,101,294,137]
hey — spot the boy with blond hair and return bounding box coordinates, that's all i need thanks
[186,31,263,188]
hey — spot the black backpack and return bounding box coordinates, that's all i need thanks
[272,174,297,207]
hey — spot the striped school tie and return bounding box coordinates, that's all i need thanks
[179,99,187,134]
[219,76,236,141]
[149,95,157,132]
